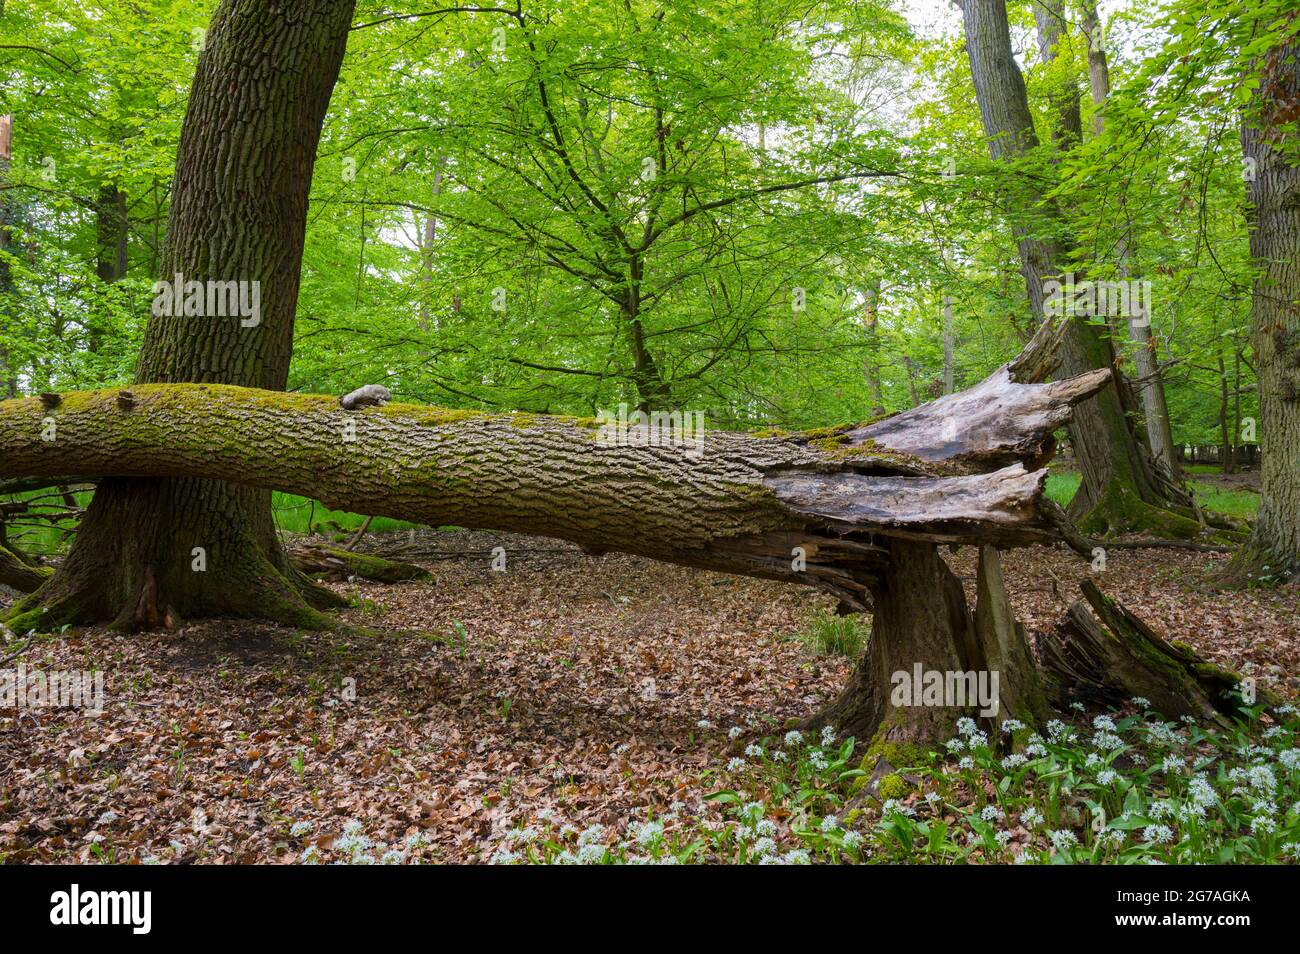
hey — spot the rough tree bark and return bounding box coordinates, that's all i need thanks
[862,281,886,417]
[959,0,1196,536]
[1224,33,1300,582]
[1077,0,1180,478]
[10,0,358,631]
[1,113,16,400]
[0,323,1246,743]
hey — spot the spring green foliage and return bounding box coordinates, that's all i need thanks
[2,0,1293,445]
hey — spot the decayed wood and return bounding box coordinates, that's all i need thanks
[1038,579,1246,722]
[0,357,1108,608]
[838,366,1111,471]
[973,545,1048,725]
[765,463,1054,547]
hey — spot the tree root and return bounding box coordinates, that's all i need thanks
[0,543,52,593]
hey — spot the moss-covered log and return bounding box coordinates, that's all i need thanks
[0,543,52,593]
[0,381,1100,613]
[289,545,431,584]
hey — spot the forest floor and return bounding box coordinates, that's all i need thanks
[1,529,1297,864]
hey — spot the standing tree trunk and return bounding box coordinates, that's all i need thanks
[0,114,16,400]
[1225,35,1300,582]
[9,0,358,631]
[958,0,1196,537]
[862,281,886,416]
[94,183,129,284]
[1078,0,1180,478]
[418,160,445,331]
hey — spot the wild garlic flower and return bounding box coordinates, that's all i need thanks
[1141,824,1173,844]
[1048,829,1078,851]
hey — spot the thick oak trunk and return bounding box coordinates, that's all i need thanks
[1225,36,1300,583]
[20,0,357,630]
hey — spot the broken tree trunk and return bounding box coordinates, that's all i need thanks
[0,368,1105,621]
[1038,579,1249,723]
[0,328,1244,745]
[0,543,51,593]
[0,348,1110,747]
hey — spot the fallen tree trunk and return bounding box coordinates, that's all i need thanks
[0,366,1108,620]
[288,545,431,584]
[0,344,1243,747]
[0,544,51,593]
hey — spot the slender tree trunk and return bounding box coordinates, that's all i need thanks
[959,0,1194,535]
[12,0,358,630]
[94,183,129,283]
[418,161,445,331]
[1079,0,1109,138]
[624,258,669,413]
[1218,350,1235,474]
[942,294,955,394]
[1226,35,1300,581]
[87,181,131,355]
[863,281,885,416]
[0,114,16,399]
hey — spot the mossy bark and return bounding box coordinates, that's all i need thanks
[1222,37,1300,585]
[0,543,52,593]
[1039,580,1250,722]
[289,545,431,584]
[13,0,357,631]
